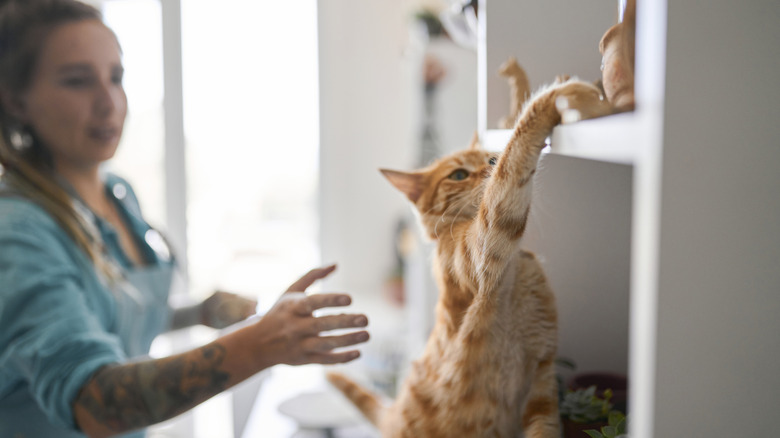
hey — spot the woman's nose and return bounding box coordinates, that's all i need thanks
[94,82,126,117]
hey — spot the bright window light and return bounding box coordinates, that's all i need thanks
[103,0,321,436]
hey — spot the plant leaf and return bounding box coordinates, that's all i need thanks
[615,417,627,434]
[608,410,625,427]
[602,425,618,437]
[584,430,604,438]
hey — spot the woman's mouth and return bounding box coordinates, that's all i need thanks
[88,126,120,142]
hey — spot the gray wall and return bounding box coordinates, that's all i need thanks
[654,0,780,435]
[483,0,615,130]
[525,154,632,378]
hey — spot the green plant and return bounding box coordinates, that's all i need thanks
[559,385,613,424]
[584,411,628,438]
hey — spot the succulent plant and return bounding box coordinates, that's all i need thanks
[584,410,629,438]
[559,385,613,424]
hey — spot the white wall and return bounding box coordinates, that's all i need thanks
[653,0,780,435]
[317,1,416,298]
[317,1,479,305]
[425,38,479,157]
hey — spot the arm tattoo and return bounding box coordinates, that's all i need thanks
[75,344,230,432]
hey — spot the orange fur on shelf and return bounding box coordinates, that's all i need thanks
[599,0,636,110]
[498,57,531,129]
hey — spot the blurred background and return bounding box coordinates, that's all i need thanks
[91,0,480,436]
[90,0,626,436]
[82,0,780,437]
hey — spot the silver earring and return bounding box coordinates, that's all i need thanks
[9,127,33,151]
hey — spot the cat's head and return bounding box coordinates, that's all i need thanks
[381,133,498,240]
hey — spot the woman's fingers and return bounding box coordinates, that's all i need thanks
[291,293,352,316]
[304,331,370,353]
[285,264,337,293]
[313,314,368,333]
[310,350,362,364]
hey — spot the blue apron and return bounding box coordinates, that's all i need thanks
[0,177,175,437]
[68,177,176,359]
[114,261,174,358]
[0,263,173,438]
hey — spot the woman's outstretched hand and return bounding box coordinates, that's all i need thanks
[73,265,368,437]
[250,265,370,366]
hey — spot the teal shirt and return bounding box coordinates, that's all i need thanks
[0,174,174,437]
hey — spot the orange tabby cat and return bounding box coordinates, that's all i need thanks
[327,79,611,437]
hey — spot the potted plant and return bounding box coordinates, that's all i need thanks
[559,386,613,437]
[567,372,628,415]
[584,411,629,438]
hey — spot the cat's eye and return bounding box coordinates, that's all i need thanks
[489,157,498,166]
[448,169,470,181]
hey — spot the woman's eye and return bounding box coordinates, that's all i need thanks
[489,157,498,165]
[448,169,469,181]
[61,76,93,88]
[112,67,125,85]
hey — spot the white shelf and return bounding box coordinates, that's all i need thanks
[551,111,639,165]
[482,111,639,165]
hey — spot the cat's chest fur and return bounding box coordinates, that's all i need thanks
[439,248,553,366]
[388,248,556,436]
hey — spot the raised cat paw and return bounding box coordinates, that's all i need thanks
[553,80,615,123]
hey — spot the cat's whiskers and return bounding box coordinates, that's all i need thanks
[420,197,450,218]
[424,197,455,238]
[448,195,475,240]
[434,193,469,239]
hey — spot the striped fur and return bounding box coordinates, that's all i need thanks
[328,79,609,437]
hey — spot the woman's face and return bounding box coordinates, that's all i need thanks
[15,19,126,173]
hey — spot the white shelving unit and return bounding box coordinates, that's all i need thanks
[479,0,780,437]
[478,0,642,389]
[483,111,642,165]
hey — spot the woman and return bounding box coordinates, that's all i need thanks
[0,0,370,436]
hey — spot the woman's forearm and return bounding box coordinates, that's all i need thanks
[73,328,264,438]
[73,278,369,438]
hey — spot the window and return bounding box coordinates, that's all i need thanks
[103,0,166,229]
[105,0,321,436]
[181,0,320,312]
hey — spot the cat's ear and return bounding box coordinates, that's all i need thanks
[380,168,424,203]
[469,131,481,150]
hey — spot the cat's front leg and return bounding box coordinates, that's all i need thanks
[519,358,561,438]
[510,79,612,145]
[552,80,615,123]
